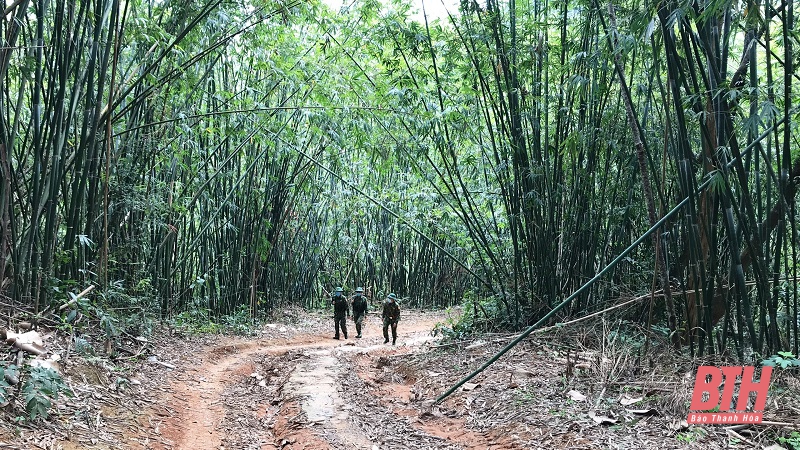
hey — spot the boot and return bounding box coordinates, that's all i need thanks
[392,338,396,345]
[333,335,340,340]
[356,324,362,338]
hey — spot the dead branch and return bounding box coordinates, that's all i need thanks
[59,285,96,311]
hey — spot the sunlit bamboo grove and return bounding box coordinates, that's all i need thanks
[0,0,797,360]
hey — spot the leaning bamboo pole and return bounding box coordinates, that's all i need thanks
[436,113,790,403]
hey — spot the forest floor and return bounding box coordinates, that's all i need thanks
[1,307,799,449]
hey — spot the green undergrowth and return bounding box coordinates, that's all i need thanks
[762,351,800,370]
[3,282,274,424]
[431,293,674,345]
[0,363,72,422]
[431,294,522,340]
[172,303,262,335]
[777,431,800,450]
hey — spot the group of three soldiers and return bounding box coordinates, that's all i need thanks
[330,287,401,344]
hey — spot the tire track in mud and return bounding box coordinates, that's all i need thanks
[155,336,341,449]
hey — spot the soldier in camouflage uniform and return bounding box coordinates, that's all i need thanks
[351,287,368,338]
[382,293,400,345]
[331,287,349,339]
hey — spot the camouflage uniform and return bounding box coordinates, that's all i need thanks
[331,288,349,339]
[382,293,400,345]
[351,288,368,338]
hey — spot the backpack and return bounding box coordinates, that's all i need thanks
[333,294,347,311]
[352,295,367,313]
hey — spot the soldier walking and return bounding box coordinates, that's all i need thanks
[351,287,368,338]
[331,287,349,339]
[382,293,400,345]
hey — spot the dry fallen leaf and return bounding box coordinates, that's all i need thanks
[762,444,787,450]
[589,411,618,425]
[6,330,44,346]
[668,419,689,431]
[512,368,536,378]
[620,396,644,406]
[462,382,480,391]
[566,390,587,402]
[465,341,487,352]
[29,358,61,374]
[626,408,657,416]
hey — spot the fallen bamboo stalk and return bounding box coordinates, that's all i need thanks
[759,420,800,428]
[13,341,45,355]
[59,285,96,311]
[149,358,176,369]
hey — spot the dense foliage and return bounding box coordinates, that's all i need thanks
[1,0,798,360]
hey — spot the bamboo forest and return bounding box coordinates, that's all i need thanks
[0,0,799,447]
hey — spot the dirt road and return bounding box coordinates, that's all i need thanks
[0,308,766,449]
[132,310,494,449]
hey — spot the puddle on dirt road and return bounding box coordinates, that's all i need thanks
[284,349,375,449]
[285,350,339,423]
